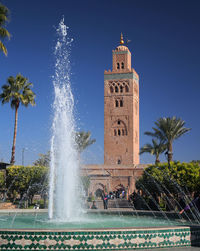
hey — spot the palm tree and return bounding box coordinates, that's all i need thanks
[33,132,95,166]
[145,116,191,164]
[75,131,96,153]
[140,139,167,164]
[0,3,10,56]
[33,151,51,167]
[0,74,36,164]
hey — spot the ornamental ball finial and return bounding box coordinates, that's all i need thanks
[120,33,124,45]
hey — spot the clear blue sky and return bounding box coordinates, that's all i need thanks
[0,0,200,165]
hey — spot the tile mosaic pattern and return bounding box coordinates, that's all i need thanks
[191,227,200,247]
[0,227,195,251]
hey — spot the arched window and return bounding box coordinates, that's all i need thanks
[110,86,113,93]
[117,120,120,125]
[115,86,119,93]
[122,129,124,136]
[120,100,123,107]
[117,159,121,164]
[114,129,117,136]
[117,63,120,69]
[115,100,119,107]
[125,85,129,92]
[120,86,123,93]
[121,62,124,69]
[118,129,121,136]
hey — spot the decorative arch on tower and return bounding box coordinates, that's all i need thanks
[111,119,127,136]
[108,81,129,94]
[115,97,123,107]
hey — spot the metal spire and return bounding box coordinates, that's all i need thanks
[120,32,124,45]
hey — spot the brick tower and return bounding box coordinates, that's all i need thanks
[104,34,139,166]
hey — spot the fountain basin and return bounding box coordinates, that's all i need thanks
[0,210,199,250]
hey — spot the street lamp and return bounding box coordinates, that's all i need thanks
[22,148,28,166]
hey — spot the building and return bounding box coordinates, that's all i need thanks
[82,34,145,196]
[104,33,139,166]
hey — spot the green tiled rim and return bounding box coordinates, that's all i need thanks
[104,72,139,81]
[0,226,199,251]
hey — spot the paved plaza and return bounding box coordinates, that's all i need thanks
[152,248,199,251]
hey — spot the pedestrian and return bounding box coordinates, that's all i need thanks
[103,192,109,209]
[91,201,97,209]
[179,193,200,215]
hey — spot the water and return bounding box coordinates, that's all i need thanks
[48,18,81,220]
[0,213,190,229]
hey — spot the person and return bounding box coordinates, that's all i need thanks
[91,201,97,209]
[179,193,200,215]
[109,192,114,200]
[103,192,109,209]
[116,190,120,199]
[34,204,39,209]
[178,194,186,211]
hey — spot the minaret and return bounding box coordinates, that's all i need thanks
[104,34,139,166]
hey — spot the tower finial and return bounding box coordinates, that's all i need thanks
[120,33,124,45]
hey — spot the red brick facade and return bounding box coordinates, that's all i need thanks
[83,35,144,197]
[104,41,139,166]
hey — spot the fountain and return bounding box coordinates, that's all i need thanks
[48,18,81,221]
[0,19,199,250]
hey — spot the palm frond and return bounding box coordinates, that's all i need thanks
[75,131,96,153]
[0,4,9,26]
[0,3,10,56]
[0,27,10,38]
[0,40,7,55]
[145,116,191,162]
[0,73,36,109]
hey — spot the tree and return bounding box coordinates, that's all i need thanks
[33,131,95,166]
[80,176,90,195]
[33,151,50,167]
[0,3,10,56]
[140,139,167,164]
[145,117,191,163]
[0,170,5,192]
[136,162,200,211]
[0,74,36,164]
[6,165,48,206]
[191,160,200,166]
[136,162,200,197]
[75,131,96,153]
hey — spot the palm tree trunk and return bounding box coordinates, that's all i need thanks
[167,141,173,165]
[10,104,19,164]
[155,154,160,165]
